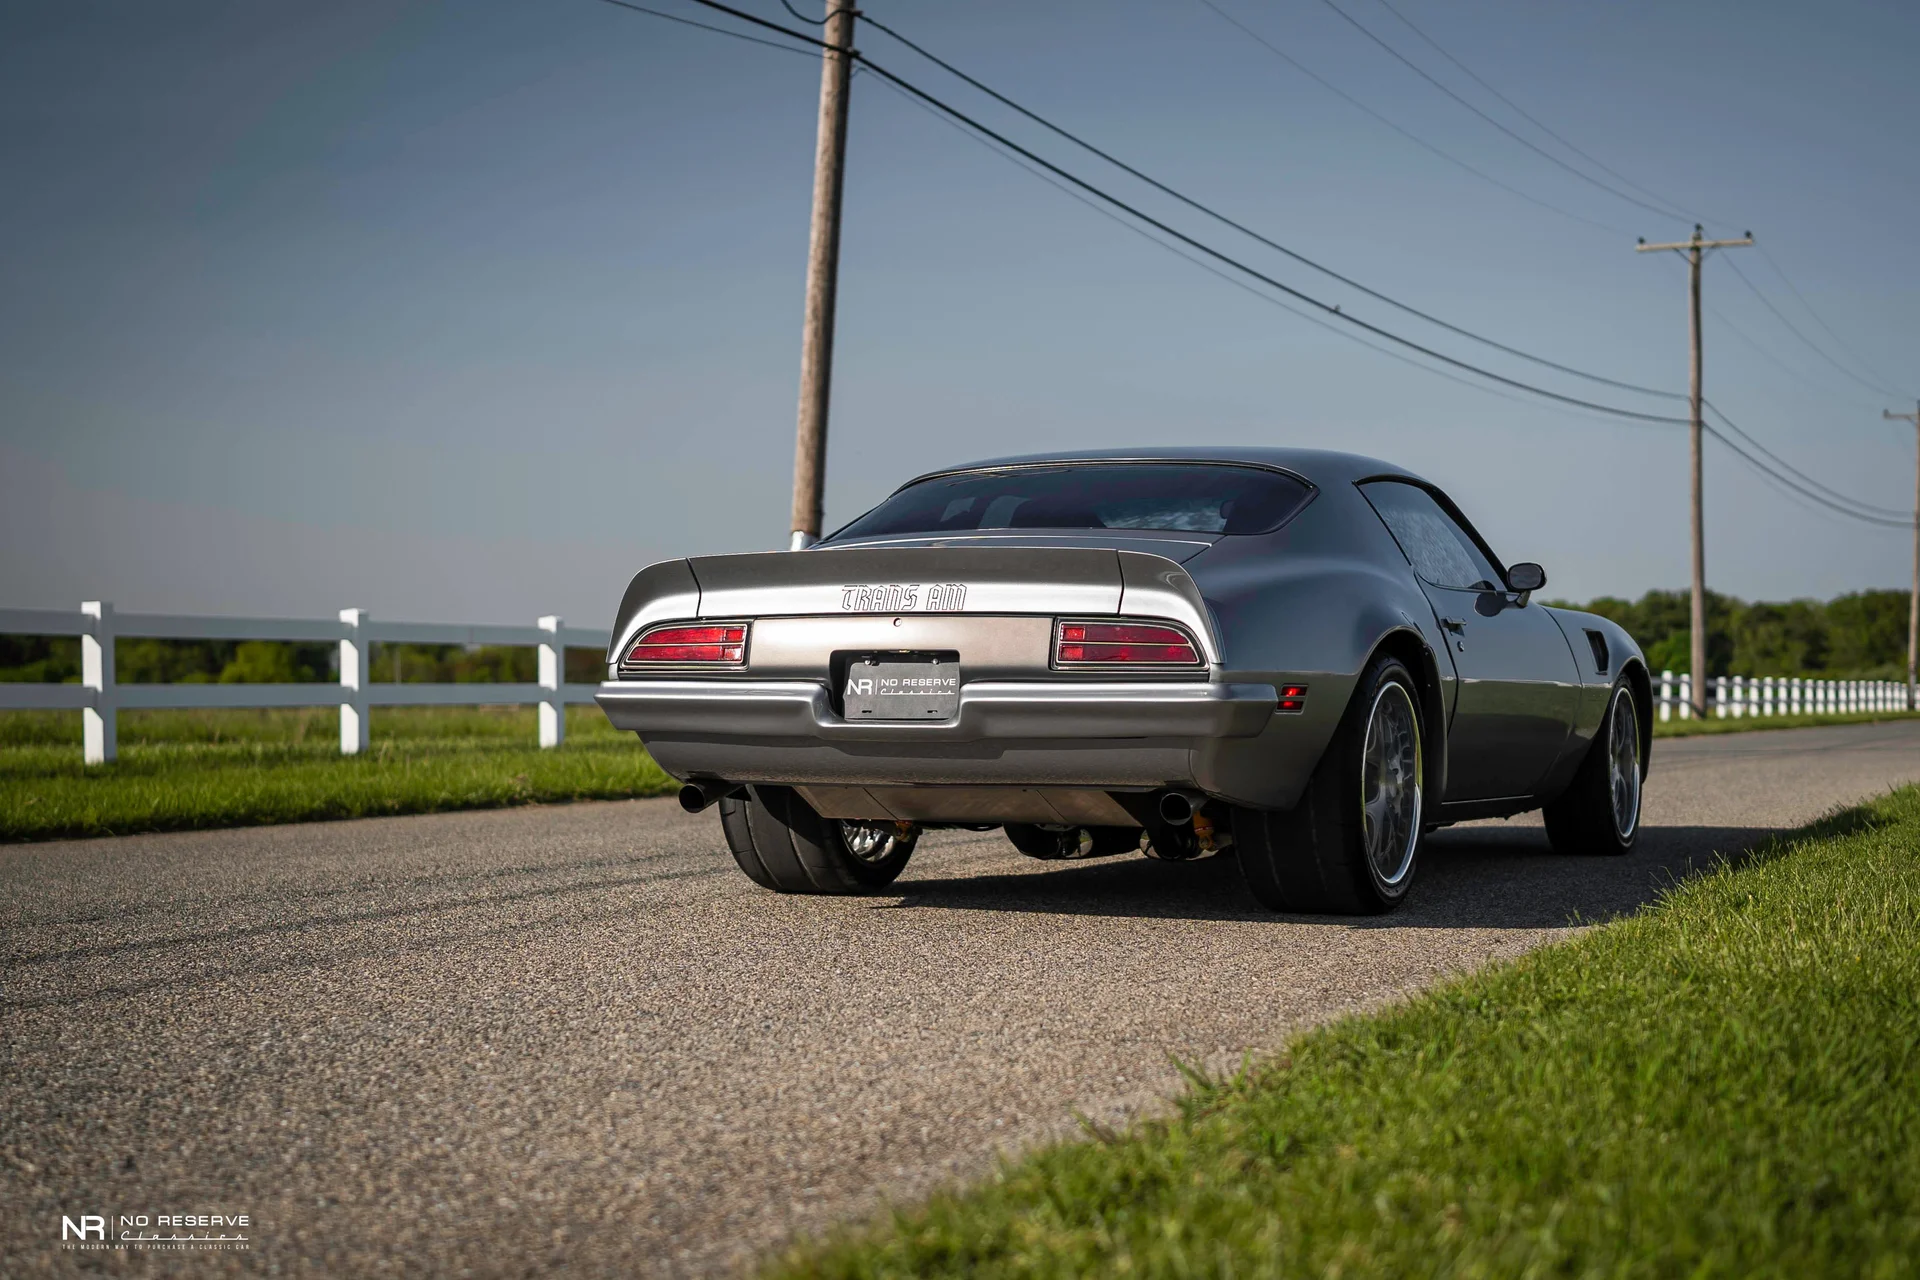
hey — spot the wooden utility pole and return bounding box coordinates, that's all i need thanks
[789,0,857,550]
[1637,224,1752,716]
[1884,402,1920,710]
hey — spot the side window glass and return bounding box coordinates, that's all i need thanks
[1360,481,1500,590]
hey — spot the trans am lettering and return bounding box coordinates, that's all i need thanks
[839,584,967,612]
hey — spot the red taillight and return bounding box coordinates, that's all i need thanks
[1054,620,1202,667]
[626,622,747,665]
[1277,683,1308,713]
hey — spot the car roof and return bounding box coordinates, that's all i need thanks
[904,446,1430,491]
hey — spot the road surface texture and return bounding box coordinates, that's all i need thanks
[5,720,1917,1276]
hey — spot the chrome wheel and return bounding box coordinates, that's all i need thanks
[839,820,915,864]
[1361,681,1422,887]
[1607,689,1642,840]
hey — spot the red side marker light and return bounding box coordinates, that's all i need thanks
[1277,683,1308,713]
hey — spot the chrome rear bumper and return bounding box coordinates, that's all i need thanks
[595,678,1277,743]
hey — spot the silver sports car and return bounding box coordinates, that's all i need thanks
[596,448,1649,914]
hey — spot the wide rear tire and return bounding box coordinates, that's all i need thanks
[1543,682,1643,857]
[1234,655,1425,914]
[718,785,915,893]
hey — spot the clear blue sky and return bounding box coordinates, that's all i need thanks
[3,0,1916,625]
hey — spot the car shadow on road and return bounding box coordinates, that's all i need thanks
[887,822,1782,929]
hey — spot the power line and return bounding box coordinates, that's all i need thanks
[1704,298,1882,406]
[1365,0,1721,229]
[1316,0,1693,225]
[593,0,817,56]
[1704,423,1912,529]
[1191,0,1636,239]
[1724,254,1903,400]
[829,46,1693,424]
[1755,241,1913,399]
[776,0,826,24]
[861,11,1682,402]
[866,69,1674,433]
[610,2,1910,540]
[1703,401,1911,519]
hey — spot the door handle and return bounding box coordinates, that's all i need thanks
[1441,617,1466,634]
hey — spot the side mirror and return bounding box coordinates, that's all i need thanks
[1505,562,1546,592]
[1505,562,1546,605]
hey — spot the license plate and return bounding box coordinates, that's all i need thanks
[843,658,960,721]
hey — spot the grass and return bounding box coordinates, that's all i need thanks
[1653,708,1920,738]
[0,706,677,842]
[771,787,1920,1279]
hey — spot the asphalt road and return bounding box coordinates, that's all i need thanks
[5,720,1918,1277]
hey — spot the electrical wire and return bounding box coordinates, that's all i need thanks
[777,0,827,24]
[860,12,1682,403]
[865,70,1673,433]
[1704,424,1913,530]
[836,51,1693,424]
[593,0,818,56]
[1724,255,1903,401]
[1703,401,1911,519]
[1191,0,1636,239]
[1365,0,1723,230]
[1315,0,1693,225]
[1704,299,1882,406]
[605,0,1910,529]
[1755,241,1914,400]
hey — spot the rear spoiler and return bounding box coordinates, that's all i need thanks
[608,546,1217,666]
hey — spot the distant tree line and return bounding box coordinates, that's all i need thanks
[1553,589,1910,678]
[0,638,606,686]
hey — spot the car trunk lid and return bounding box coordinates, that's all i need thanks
[687,545,1126,618]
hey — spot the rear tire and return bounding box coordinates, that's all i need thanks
[1543,682,1643,857]
[718,785,915,893]
[1234,655,1424,914]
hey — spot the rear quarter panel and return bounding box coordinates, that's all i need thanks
[1186,487,1459,807]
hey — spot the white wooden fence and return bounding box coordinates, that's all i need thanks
[0,603,609,764]
[6,604,1912,762]
[1655,670,1914,721]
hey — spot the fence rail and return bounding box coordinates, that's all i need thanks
[1654,669,1913,721]
[0,603,611,763]
[6,604,1911,763]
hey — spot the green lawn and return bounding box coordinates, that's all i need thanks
[0,706,676,842]
[772,787,1920,1278]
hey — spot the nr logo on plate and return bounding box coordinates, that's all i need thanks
[839,583,967,612]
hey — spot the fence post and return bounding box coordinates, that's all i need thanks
[1659,670,1672,722]
[1678,673,1692,719]
[339,608,369,755]
[81,600,116,764]
[1714,675,1727,718]
[538,615,564,748]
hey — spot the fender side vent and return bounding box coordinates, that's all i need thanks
[1584,629,1610,675]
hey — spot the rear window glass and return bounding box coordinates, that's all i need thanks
[826,464,1313,540]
